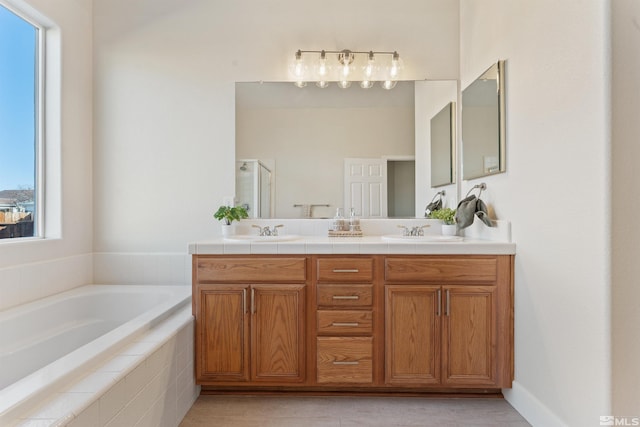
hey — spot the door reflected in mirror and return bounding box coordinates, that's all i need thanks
[461,60,506,180]
[430,102,455,187]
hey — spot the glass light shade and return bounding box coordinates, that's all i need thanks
[389,53,403,79]
[315,51,329,79]
[294,80,307,88]
[360,80,374,89]
[288,51,307,80]
[341,63,351,78]
[316,80,330,88]
[363,53,376,80]
[381,80,397,90]
[337,80,351,89]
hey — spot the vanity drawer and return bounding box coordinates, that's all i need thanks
[316,258,374,283]
[384,256,498,283]
[317,337,373,384]
[317,310,373,335]
[317,284,373,308]
[195,257,307,282]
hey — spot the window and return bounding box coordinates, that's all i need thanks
[0,3,41,239]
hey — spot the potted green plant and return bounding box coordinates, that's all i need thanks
[214,205,248,236]
[428,208,457,235]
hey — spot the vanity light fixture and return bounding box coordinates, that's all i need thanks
[289,49,403,89]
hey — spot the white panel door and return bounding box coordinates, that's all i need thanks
[344,158,387,218]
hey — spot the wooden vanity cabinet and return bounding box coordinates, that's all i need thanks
[314,257,376,385]
[384,255,513,388]
[193,253,513,392]
[194,257,307,385]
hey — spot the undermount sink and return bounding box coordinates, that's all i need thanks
[381,235,463,242]
[224,235,301,242]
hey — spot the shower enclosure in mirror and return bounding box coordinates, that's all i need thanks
[461,60,506,180]
[235,160,273,218]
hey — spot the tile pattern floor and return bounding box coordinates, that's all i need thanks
[179,395,531,427]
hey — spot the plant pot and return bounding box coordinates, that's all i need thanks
[441,224,457,236]
[221,223,234,237]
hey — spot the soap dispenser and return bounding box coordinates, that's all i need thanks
[348,207,361,232]
[332,208,346,231]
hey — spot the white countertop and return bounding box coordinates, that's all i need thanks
[189,218,515,255]
[189,235,515,255]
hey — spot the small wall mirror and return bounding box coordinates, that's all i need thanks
[461,60,506,180]
[430,102,456,187]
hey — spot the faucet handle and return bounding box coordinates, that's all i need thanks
[272,224,284,236]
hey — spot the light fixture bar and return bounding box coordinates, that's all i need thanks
[289,49,404,89]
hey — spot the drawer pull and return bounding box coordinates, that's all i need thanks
[331,322,359,327]
[332,295,360,300]
[332,269,360,273]
[332,361,360,365]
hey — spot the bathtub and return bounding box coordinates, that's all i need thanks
[0,284,194,426]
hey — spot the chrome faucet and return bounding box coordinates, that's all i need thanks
[252,224,284,236]
[397,224,430,237]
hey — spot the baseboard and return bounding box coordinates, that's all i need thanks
[503,381,568,427]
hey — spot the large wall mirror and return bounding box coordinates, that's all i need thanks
[461,60,506,180]
[236,80,457,219]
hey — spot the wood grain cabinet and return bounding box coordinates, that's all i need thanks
[194,257,306,385]
[315,257,375,385]
[193,253,513,392]
[384,256,513,388]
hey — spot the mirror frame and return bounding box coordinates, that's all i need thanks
[461,60,506,180]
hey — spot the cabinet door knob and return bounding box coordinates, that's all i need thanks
[332,295,359,300]
[332,361,360,365]
[331,322,359,327]
[437,289,442,317]
[332,269,359,273]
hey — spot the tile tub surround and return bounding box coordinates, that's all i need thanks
[9,305,199,427]
[190,219,514,255]
[0,285,195,426]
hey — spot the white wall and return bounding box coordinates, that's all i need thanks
[0,0,93,309]
[92,0,460,254]
[460,1,611,426]
[611,0,640,416]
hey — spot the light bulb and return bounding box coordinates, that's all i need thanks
[316,50,328,78]
[363,51,376,80]
[337,80,351,89]
[289,50,307,80]
[341,62,351,78]
[381,80,397,90]
[316,81,330,89]
[338,50,354,79]
[389,51,403,79]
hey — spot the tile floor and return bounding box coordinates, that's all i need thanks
[179,395,531,427]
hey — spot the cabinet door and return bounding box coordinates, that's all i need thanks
[385,285,441,384]
[442,286,497,386]
[251,284,306,382]
[197,285,249,381]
